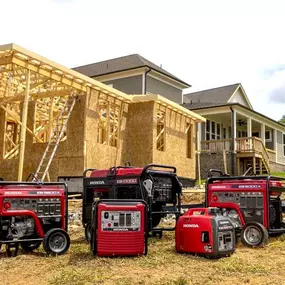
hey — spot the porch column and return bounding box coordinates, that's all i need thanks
[231,109,237,152]
[261,123,266,145]
[197,122,202,151]
[274,129,278,162]
[247,117,252,149]
[231,108,236,175]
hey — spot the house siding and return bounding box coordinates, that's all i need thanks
[146,76,182,104]
[276,131,285,164]
[103,75,143,94]
[228,89,249,107]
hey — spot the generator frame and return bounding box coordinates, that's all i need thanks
[83,164,182,238]
[0,180,69,256]
[206,175,285,246]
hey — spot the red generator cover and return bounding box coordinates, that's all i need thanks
[92,200,147,257]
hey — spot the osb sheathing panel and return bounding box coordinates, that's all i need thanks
[84,89,127,169]
[122,101,154,167]
[152,104,196,179]
[0,159,18,181]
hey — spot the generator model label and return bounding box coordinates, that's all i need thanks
[218,220,234,231]
[183,224,199,228]
[231,185,262,189]
[89,180,105,185]
[101,210,141,231]
[116,178,138,184]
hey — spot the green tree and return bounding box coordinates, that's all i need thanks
[279,115,285,124]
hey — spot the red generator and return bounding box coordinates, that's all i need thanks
[83,164,182,240]
[0,181,70,257]
[206,173,285,247]
[176,207,235,258]
[90,199,148,257]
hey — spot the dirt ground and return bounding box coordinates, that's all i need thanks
[1,193,285,285]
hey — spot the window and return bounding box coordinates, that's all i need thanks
[186,123,192,159]
[217,123,221,139]
[252,132,259,138]
[265,130,272,142]
[211,122,215,139]
[283,134,285,156]
[205,120,221,140]
[156,110,165,151]
[206,120,210,140]
[223,128,226,139]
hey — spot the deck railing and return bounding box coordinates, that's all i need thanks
[267,148,276,162]
[201,137,272,171]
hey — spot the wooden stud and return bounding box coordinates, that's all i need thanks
[18,69,30,181]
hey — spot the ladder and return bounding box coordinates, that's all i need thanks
[34,97,76,181]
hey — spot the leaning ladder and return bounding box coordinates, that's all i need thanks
[34,97,76,181]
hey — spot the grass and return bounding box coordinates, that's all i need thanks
[271,172,285,178]
[1,194,285,285]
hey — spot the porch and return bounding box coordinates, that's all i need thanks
[200,137,273,175]
[196,104,282,176]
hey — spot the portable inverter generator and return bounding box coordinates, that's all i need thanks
[175,207,235,258]
[91,199,148,257]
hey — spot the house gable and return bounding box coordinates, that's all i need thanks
[227,85,252,109]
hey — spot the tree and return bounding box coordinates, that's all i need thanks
[279,115,285,125]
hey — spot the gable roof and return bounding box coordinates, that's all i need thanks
[73,54,191,87]
[183,83,253,109]
[183,83,239,104]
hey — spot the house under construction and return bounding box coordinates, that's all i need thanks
[0,44,205,182]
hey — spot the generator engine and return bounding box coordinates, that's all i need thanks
[91,200,148,257]
[0,182,70,257]
[175,207,235,258]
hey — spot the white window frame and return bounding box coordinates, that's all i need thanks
[205,120,221,141]
[265,130,272,142]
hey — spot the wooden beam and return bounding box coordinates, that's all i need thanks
[48,97,54,140]
[18,70,30,181]
[0,105,42,142]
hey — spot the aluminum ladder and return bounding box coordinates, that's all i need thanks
[34,97,76,181]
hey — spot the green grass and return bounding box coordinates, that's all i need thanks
[271,172,285,178]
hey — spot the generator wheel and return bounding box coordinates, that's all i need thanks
[241,222,268,247]
[43,228,70,255]
[20,241,42,252]
[6,243,19,257]
[84,222,92,242]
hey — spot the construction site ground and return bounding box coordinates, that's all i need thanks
[1,193,285,285]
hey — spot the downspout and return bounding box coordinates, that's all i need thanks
[230,106,235,175]
[144,68,151,94]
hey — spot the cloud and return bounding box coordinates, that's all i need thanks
[269,84,285,103]
[261,65,285,79]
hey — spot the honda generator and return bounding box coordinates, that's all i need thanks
[90,199,148,256]
[0,181,70,257]
[175,207,235,258]
[83,164,182,240]
[206,173,285,247]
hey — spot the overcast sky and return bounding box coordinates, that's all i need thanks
[1,0,285,121]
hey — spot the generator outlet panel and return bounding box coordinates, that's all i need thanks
[101,211,141,231]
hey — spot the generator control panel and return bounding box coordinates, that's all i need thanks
[101,211,141,231]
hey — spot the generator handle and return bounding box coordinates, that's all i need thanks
[141,164,177,175]
[186,208,208,216]
[83,168,97,178]
[208,169,229,178]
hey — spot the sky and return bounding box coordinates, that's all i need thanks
[1,0,285,121]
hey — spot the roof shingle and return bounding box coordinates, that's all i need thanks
[183,83,240,106]
[73,54,190,87]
